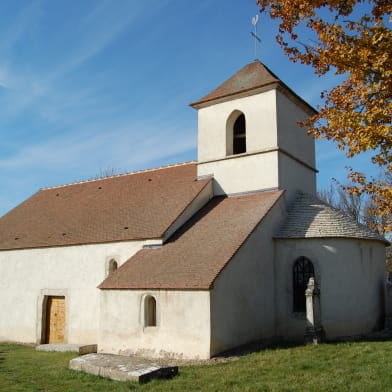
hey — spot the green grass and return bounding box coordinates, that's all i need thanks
[1,341,392,391]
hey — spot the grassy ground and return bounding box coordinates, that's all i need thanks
[1,341,392,392]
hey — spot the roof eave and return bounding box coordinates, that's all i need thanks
[190,81,317,117]
[189,81,278,109]
[98,286,211,290]
[274,235,390,246]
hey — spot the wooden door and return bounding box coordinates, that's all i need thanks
[45,296,65,344]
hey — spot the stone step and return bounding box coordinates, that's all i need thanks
[69,353,178,383]
[36,344,97,355]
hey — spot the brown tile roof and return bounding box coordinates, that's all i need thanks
[190,61,279,107]
[190,61,317,115]
[99,190,284,290]
[0,162,211,250]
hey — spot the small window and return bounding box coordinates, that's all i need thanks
[108,258,118,275]
[145,295,157,327]
[293,257,314,313]
[226,111,247,156]
[233,114,246,154]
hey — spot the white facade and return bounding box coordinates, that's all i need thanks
[0,240,145,344]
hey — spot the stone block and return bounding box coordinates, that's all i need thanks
[35,344,97,354]
[69,353,178,383]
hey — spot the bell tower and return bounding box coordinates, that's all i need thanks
[190,61,317,198]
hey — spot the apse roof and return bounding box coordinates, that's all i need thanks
[275,192,389,244]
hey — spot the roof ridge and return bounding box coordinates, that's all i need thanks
[41,161,196,190]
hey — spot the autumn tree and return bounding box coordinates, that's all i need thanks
[387,246,392,273]
[257,0,392,231]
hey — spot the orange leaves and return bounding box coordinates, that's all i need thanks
[346,169,392,233]
[258,0,391,233]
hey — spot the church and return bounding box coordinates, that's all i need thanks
[0,61,388,359]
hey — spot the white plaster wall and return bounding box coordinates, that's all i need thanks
[197,90,278,163]
[276,90,315,169]
[196,88,316,197]
[210,196,286,355]
[98,290,211,359]
[198,152,279,195]
[275,238,386,339]
[0,240,145,344]
[278,152,317,197]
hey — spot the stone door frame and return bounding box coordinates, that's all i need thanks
[36,289,69,344]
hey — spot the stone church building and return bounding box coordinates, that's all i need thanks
[0,61,388,359]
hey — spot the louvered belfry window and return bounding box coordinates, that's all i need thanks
[293,257,314,313]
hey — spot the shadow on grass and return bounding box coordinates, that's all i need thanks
[213,330,392,360]
[213,338,302,359]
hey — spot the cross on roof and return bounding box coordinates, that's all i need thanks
[251,15,261,61]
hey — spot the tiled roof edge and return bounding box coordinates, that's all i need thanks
[0,189,41,221]
[190,80,278,107]
[41,161,196,190]
[274,234,390,245]
[99,286,211,291]
[0,237,164,252]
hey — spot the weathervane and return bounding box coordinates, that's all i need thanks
[251,15,261,60]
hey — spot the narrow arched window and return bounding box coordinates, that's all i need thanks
[233,113,246,154]
[293,257,314,313]
[145,296,157,327]
[108,259,118,275]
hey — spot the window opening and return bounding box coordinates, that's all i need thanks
[233,114,246,154]
[293,257,314,313]
[108,259,118,275]
[145,296,157,327]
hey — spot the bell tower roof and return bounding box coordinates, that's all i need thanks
[190,61,316,115]
[190,61,279,108]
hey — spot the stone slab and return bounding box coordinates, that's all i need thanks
[36,344,97,354]
[69,353,178,383]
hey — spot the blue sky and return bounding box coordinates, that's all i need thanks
[0,0,379,217]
